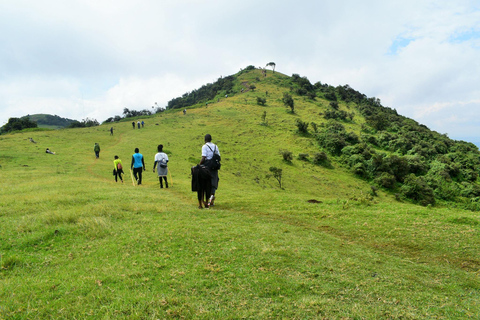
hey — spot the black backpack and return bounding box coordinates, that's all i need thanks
[206,145,221,170]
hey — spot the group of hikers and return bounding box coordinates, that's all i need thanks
[107,133,221,209]
[111,145,168,187]
[132,120,145,129]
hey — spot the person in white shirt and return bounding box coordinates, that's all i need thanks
[200,134,220,206]
[153,144,169,188]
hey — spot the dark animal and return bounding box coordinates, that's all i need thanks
[191,165,212,209]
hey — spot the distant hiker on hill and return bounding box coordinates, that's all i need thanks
[132,121,135,129]
[113,155,124,183]
[94,143,100,159]
[141,120,144,128]
[200,134,221,207]
[137,121,141,129]
[153,144,169,188]
[183,109,186,115]
[131,148,145,185]
[110,127,114,135]
[46,148,56,155]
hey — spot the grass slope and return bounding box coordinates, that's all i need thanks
[1,69,479,319]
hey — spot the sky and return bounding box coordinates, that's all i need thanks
[1,0,479,143]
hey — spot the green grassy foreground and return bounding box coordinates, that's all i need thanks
[1,71,480,319]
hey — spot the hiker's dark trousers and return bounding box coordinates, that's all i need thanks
[133,167,143,184]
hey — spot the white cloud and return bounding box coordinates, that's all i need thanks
[0,0,479,142]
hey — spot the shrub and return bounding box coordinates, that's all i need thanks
[316,132,347,155]
[353,162,367,177]
[375,172,396,189]
[257,97,266,106]
[298,153,309,161]
[401,174,435,206]
[282,93,295,113]
[261,111,267,124]
[280,150,293,162]
[295,119,309,134]
[311,122,318,133]
[313,152,328,165]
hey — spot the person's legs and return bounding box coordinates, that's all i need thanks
[163,176,168,188]
[159,177,163,188]
[209,171,218,206]
[133,168,139,182]
[114,171,118,182]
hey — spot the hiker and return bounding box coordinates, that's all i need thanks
[113,155,124,183]
[110,127,114,135]
[153,144,169,188]
[183,109,186,115]
[131,148,145,185]
[199,133,221,207]
[45,148,56,155]
[137,121,141,129]
[94,143,100,159]
[132,121,135,129]
[141,120,144,128]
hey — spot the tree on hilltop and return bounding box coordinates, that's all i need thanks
[266,62,276,73]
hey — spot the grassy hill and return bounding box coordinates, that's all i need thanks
[28,113,77,129]
[0,68,479,318]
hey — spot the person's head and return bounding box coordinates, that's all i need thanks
[157,144,163,152]
[135,148,139,153]
[204,134,212,142]
[114,155,119,159]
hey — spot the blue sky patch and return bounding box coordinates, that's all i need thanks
[449,29,480,43]
[387,37,414,55]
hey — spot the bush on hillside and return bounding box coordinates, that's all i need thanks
[257,97,266,106]
[313,152,329,165]
[68,118,99,128]
[375,172,397,189]
[282,93,295,113]
[295,119,309,134]
[298,153,309,161]
[280,150,293,162]
[0,117,38,134]
[167,75,235,109]
[401,174,435,206]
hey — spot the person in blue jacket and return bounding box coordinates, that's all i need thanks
[131,148,145,185]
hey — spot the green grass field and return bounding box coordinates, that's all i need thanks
[1,70,479,319]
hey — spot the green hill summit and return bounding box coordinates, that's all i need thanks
[165,66,480,208]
